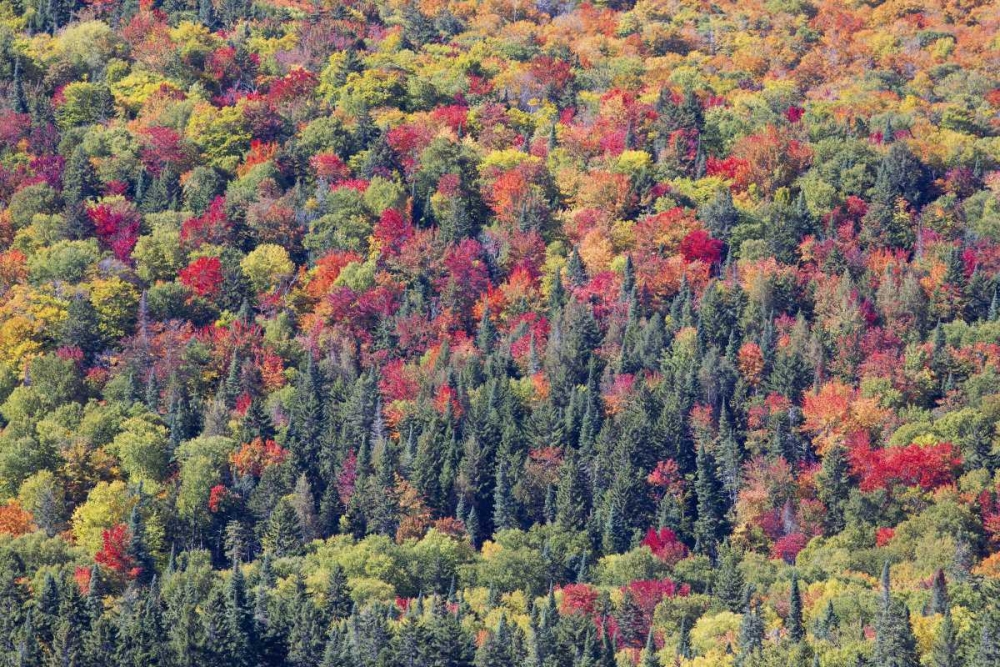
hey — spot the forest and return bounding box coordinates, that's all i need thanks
[0,0,999,664]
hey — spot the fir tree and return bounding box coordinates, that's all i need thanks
[929,569,949,616]
[736,601,764,667]
[693,443,726,554]
[325,565,352,622]
[126,504,156,586]
[817,443,851,534]
[639,628,658,667]
[788,571,805,643]
[932,608,960,667]
[492,456,516,533]
[873,563,920,667]
[714,542,745,614]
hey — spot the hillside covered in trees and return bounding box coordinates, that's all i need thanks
[0,0,1000,664]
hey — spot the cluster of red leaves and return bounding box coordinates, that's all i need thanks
[848,442,961,492]
[387,123,435,175]
[611,578,690,648]
[976,489,1000,545]
[178,256,224,297]
[267,68,318,104]
[647,459,684,499]
[876,527,896,547]
[603,373,635,415]
[559,583,599,616]
[771,532,809,563]
[208,484,231,513]
[88,200,142,262]
[373,209,414,256]
[378,358,420,403]
[706,155,751,182]
[95,523,141,580]
[181,197,231,248]
[238,140,278,177]
[336,451,358,505]
[430,104,469,133]
[231,438,289,477]
[310,153,351,183]
[679,229,724,265]
[641,527,688,566]
[434,384,462,418]
[138,126,188,176]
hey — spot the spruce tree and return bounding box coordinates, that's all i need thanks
[788,571,805,643]
[817,443,851,534]
[714,542,745,613]
[63,146,100,240]
[325,565,352,622]
[816,600,838,641]
[973,609,1000,667]
[873,563,920,667]
[677,617,692,660]
[693,443,726,554]
[736,601,764,667]
[932,608,960,667]
[492,456,516,533]
[639,628,658,667]
[263,498,303,557]
[555,448,588,531]
[929,569,949,616]
[126,504,156,586]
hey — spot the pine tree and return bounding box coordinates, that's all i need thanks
[816,600,838,641]
[736,601,764,667]
[477,305,497,355]
[714,542,745,613]
[115,585,168,667]
[14,611,42,667]
[677,617,692,660]
[126,502,156,586]
[201,585,250,667]
[63,146,100,240]
[817,443,851,534]
[60,292,102,362]
[932,608,960,667]
[167,577,204,667]
[787,571,805,643]
[12,57,27,114]
[263,498,303,557]
[873,563,920,667]
[320,624,351,667]
[929,569,949,616]
[325,565,352,622]
[694,443,726,554]
[286,355,325,472]
[287,576,325,667]
[492,456,516,533]
[566,247,587,287]
[555,449,588,531]
[600,494,629,556]
[475,614,526,667]
[972,609,1000,667]
[639,628,658,667]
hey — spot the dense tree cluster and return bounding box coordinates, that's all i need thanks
[0,0,999,664]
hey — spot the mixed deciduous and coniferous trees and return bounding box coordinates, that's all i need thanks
[0,0,998,664]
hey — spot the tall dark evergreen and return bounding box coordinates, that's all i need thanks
[694,443,726,554]
[63,146,100,240]
[787,571,804,643]
[873,563,920,667]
